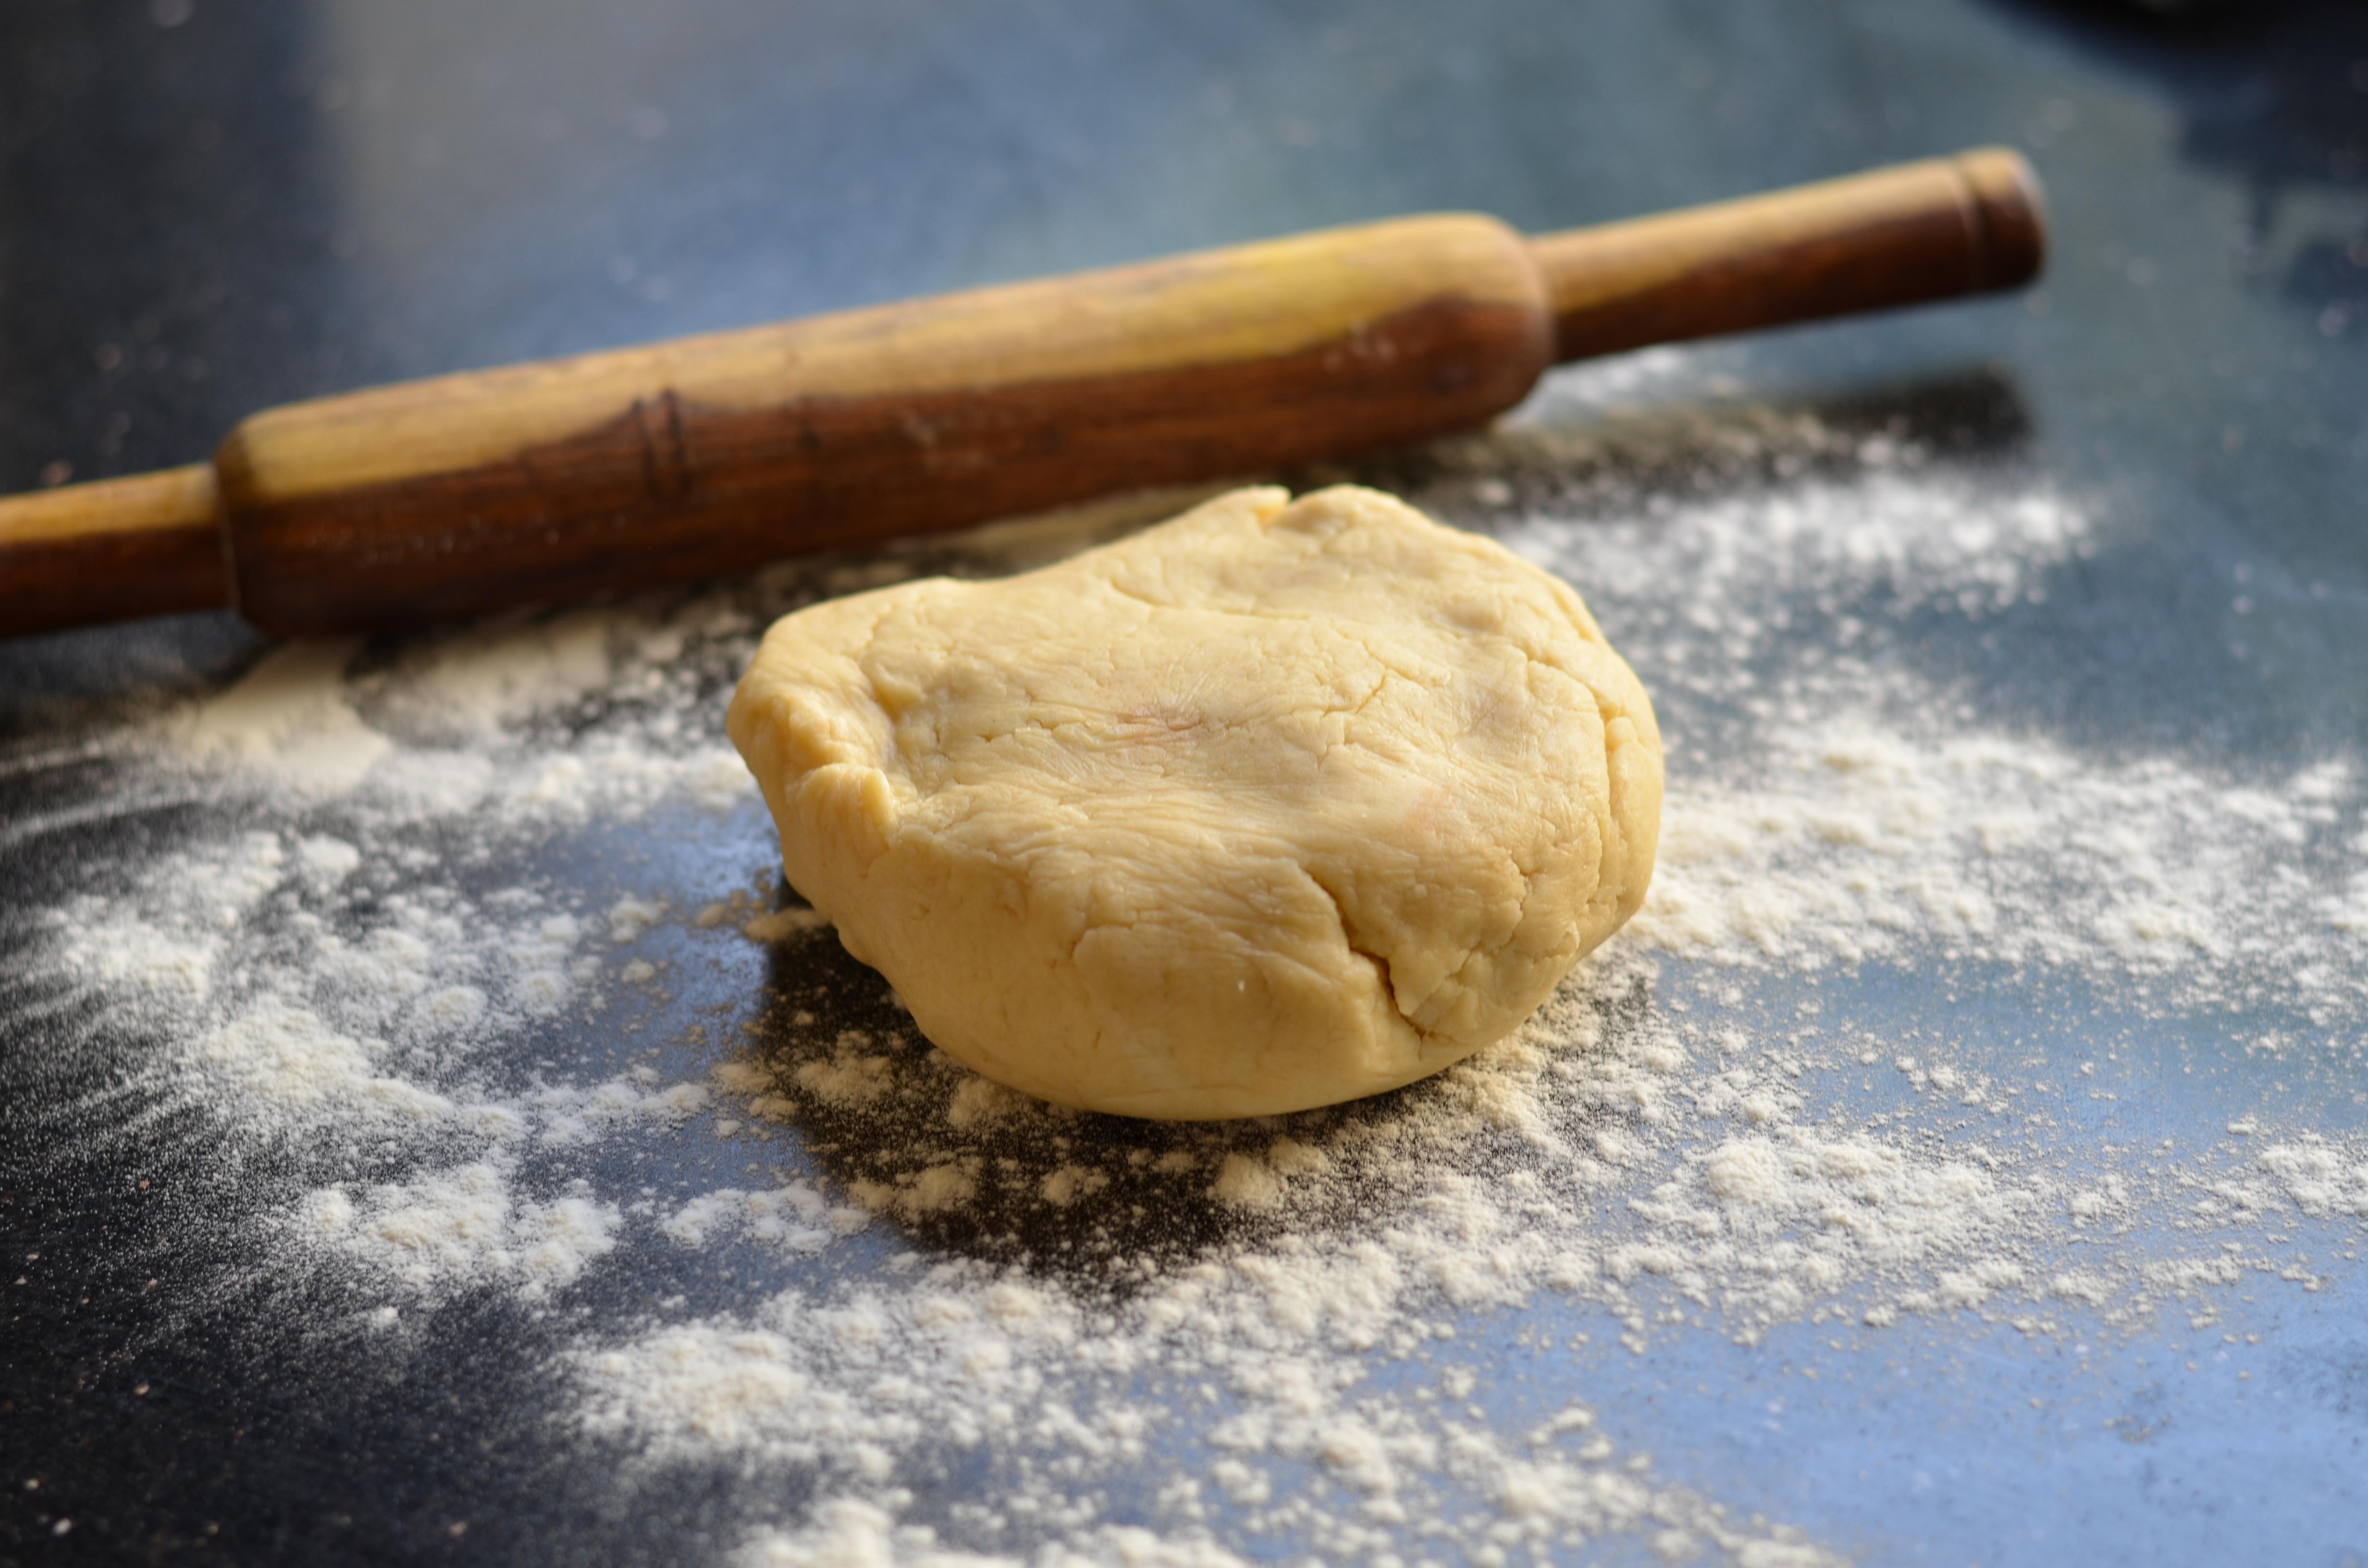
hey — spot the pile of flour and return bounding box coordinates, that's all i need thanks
[15,352,2366,1566]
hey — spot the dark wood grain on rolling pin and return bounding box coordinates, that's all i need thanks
[222,294,1549,633]
[216,217,1554,635]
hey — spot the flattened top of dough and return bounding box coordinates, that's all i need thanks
[728,485,1661,1120]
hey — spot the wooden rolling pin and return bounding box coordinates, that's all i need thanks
[0,148,2043,640]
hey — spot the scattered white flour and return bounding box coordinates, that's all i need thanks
[299,1164,623,1304]
[179,638,395,794]
[13,354,2367,1565]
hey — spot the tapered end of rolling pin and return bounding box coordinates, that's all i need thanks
[1952,147,2047,290]
[0,465,229,637]
[1529,147,2049,363]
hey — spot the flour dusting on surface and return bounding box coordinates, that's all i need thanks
[11,355,2366,1565]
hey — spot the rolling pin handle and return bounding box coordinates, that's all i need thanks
[0,465,229,636]
[1526,147,2049,364]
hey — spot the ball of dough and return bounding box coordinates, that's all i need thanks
[727,485,1660,1120]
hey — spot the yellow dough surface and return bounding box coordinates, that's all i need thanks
[726,485,1661,1119]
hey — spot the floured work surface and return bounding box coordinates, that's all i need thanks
[6,355,2366,1565]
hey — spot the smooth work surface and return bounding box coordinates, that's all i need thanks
[4,2,2366,1564]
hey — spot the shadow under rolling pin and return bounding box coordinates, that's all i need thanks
[0,148,2043,642]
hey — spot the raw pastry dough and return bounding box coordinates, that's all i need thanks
[727,486,1660,1119]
